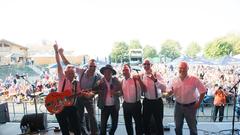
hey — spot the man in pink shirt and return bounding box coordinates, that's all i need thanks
[121,64,146,135]
[168,61,206,135]
[141,59,166,135]
[53,44,81,135]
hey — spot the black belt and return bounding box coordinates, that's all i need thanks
[176,101,196,107]
[144,98,162,101]
[123,100,141,104]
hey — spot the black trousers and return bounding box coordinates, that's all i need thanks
[143,98,164,135]
[100,105,119,135]
[213,105,225,122]
[55,106,81,135]
[123,101,143,135]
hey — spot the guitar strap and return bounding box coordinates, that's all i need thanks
[72,78,77,105]
[61,79,66,92]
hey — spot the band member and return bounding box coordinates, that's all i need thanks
[97,64,121,135]
[58,48,101,135]
[141,59,166,135]
[121,64,146,135]
[53,44,81,135]
[167,61,206,135]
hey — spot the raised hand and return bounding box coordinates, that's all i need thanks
[58,48,64,54]
[81,89,95,99]
[53,44,58,52]
[147,73,157,82]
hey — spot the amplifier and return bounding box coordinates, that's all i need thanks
[0,102,10,123]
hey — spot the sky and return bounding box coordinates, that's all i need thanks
[0,0,240,58]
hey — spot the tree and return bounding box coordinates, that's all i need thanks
[204,39,233,58]
[143,45,157,58]
[159,39,182,60]
[110,41,129,63]
[223,33,240,55]
[185,42,201,58]
[129,40,142,49]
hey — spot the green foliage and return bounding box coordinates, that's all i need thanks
[203,33,240,58]
[223,33,240,55]
[143,45,157,58]
[204,39,233,58]
[110,41,129,63]
[185,42,201,58]
[159,39,182,60]
[129,40,142,49]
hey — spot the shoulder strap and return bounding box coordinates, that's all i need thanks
[133,79,138,102]
[92,74,98,89]
[79,69,86,89]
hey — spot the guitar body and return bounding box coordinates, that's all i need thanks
[45,90,75,114]
[45,89,94,114]
[45,92,65,114]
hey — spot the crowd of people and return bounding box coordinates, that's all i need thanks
[0,71,58,103]
[47,43,240,135]
[1,43,240,135]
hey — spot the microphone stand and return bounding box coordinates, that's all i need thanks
[19,76,38,115]
[230,79,240,135]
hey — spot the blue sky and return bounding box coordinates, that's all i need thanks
[0,0,240,57]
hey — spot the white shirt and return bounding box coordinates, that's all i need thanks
[142,72,166,100]
[170,75,206,104]
[122,77,142,103]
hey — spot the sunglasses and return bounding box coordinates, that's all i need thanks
[89,65,96,68]
[67,66,74,69]
[143,63,150,66]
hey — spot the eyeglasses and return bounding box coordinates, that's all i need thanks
[89,66,96,68]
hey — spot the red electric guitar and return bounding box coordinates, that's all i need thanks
[45,89,95,114]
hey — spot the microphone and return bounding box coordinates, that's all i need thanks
[16,74,26,79]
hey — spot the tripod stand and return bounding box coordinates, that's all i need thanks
[230,79,240,135]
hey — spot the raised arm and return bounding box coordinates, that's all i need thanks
[58,48,71,65]
[53,44,63,78]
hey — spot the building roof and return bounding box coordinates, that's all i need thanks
[0,39,28,50]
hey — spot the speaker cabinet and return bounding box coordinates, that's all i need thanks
[20,113,47,132]
[0,102,10,123]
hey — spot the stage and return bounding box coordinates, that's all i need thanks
[1,122,240,135]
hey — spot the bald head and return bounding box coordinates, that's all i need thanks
[179,61,189,70]
[64,64,75,80]
[143,59,152,72]
[178,61,189,80]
